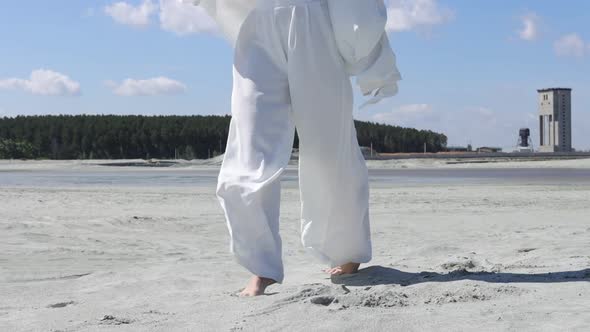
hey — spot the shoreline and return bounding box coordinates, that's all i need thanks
[1,155,590,171]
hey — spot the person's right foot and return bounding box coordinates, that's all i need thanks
[239,276,277,297]
[324,262,361,276]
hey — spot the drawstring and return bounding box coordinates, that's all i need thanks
[305,5,311,44]
[288,6,298,50]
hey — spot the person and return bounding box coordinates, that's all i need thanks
[188,0,401,296]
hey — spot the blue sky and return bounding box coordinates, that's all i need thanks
[1,0,589,150]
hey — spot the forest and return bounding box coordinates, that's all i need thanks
[0,115,447,160]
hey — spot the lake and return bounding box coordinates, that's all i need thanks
[1,167,589,187]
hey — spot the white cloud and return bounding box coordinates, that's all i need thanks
[554,33,587,57]
[397,103,433,113]
[104,0,216,35]
[0,69,81,96]
[159,0,217,35]
[105,0,460,37]
[108,77,187,96]
[470,106,494,118]
[386,0,454,33]
[372,103,437,126]
[518,13,539,41]
[105,0,156,27]
[83,8,96,18]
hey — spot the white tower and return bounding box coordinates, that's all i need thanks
[538,88,572,152]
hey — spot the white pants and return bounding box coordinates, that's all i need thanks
[216,0,371,283]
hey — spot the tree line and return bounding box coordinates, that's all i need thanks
[0,115,447,160]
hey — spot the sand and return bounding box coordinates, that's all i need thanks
[1,159,589,331]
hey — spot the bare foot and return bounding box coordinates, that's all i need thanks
[239,276,277,297]
[324,262,361,276]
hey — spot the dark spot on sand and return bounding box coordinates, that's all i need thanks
[310,296,335,306]
[518,248,537,253]
[47,301,75,308]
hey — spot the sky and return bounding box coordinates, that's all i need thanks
[0,0,589,151]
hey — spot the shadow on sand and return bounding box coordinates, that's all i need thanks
[331,266,590,287]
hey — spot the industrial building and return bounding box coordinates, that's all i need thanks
[538,88,572,152]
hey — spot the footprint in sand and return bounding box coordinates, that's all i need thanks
[309,296,336,306]
[424,285,526,305]
[440,257,477,271]
[99,315,132,325]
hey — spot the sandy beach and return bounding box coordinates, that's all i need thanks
[1,158,589,331]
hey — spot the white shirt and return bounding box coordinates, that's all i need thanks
[185,0,401,107]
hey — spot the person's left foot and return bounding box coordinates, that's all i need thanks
[324,262,361,276]
[239,276,277,297]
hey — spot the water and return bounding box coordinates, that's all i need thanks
[1,168,589,188]
[368,168,590,186]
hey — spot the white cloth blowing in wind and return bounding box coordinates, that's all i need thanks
[184,0,401,107]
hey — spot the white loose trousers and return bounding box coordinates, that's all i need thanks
[216,0,371,283]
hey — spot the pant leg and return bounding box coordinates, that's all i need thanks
[216,11,294,284]
[286,1,372,267]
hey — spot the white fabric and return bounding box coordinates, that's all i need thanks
[326,0,402,105]
[187,0,256,46]
[356,34,402,108]
[186,0,401,107]
[216,0,372,283]
[326,0,387,66]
